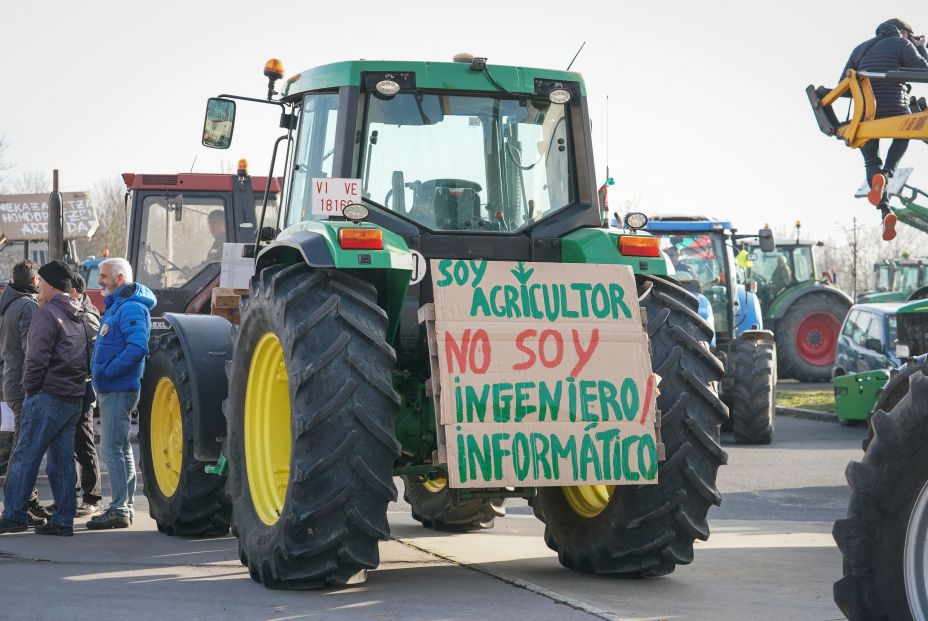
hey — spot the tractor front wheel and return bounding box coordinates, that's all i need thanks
[138,333,231,536]
[833,367,928,621]
[530,276,728,576]
[402,475,505,531]
[227,265,401,589]
[731,338,777,445]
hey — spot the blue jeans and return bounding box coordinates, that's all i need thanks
[98,391,139,517]
[2,390,82,527]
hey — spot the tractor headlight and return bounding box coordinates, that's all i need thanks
[624,212,649,230]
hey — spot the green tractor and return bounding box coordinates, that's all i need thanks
[743,233,852,382]
[857,257,928,303]
[138,56,727,589]
[833,300,928,619]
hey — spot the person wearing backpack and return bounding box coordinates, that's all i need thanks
[844,18,928,241]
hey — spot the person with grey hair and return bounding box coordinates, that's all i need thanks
[86,257,156,530]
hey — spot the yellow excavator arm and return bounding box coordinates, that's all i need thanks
[807,68,928,147]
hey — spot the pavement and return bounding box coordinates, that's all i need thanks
[0,415,863,621]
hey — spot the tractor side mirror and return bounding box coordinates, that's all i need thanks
[202,98,236,149]
[758,227,775,253]
[865,337,884,353]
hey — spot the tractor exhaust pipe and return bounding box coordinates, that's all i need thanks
[48,169,64,262]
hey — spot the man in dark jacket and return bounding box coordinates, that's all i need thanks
[0,259,48,525]
[37,274,103,519]
[87,258,156,530]
[844,18,928,240]
[0,261,88,536]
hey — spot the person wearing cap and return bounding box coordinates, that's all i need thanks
[843,18,928,241]
[37,273,102,520]
[0,260,89,536]
[87,257,156,530]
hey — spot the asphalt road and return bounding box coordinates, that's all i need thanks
[0,415,863,621]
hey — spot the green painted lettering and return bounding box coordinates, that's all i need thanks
[621,435,640,481]
[621,377,639,421]
[503,285,522,318]
[570,283,593,317]
[580,380,599,421]
[470,287,491,317]
[539,380,561,421]
[436,259,453,287]
[560,284,579,318]
[567,377,577,421]
[491,433,511,480]
[579,431,603,481]
[530,432,552,480]
[597,381,621,421]
[492,383,513,422]
[465,384,490,422]
[541,284,560,321]
[528,284,544,319]
[512,433,531,481]
[609,283,632,319]
[595,428,620,479]
[638,434,658,481]
[514,381,537,422]
[470,260,487,287]
[551,435,578,479]
[591,284,610,318]
[466,433,492,481]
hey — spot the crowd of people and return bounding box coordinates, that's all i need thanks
[0,257,156,536]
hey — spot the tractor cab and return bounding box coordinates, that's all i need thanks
[122,167,280,317]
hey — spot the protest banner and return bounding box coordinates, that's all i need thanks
[426,259,659,488]
[0,192,99,240]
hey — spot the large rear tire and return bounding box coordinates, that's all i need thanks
[402,475,505,531]
[776,292,849,382]
[227,265,401,590]
[731,338,776,445]
[833,368,928,621]
[138,333,231,536]
[529,275,728,576]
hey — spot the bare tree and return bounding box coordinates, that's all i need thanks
[0,135,12,184]
[3,170,50,194]
[73,177,128,261]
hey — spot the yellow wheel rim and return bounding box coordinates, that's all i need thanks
[245,332,292,526]
[562,485,616,518]
[150,377,183,498]
[422,477,447,493]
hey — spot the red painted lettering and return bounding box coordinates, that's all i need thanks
[538,330,564,368]
[445,330,469,373]
[470,329,491,374]
[513,329,537,370]
[445,329,491,374]
[570,329,599,377]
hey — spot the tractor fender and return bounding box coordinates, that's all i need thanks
[255,230,336,273]
[161,312,234,462]
[739,329,775,342]
[770,284,853,321]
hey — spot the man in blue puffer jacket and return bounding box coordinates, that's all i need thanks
[844,18,928,241]
[86,258,157,530]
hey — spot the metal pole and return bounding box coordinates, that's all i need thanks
[48,169,64,262]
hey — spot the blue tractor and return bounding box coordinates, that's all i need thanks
[646,216,777,444]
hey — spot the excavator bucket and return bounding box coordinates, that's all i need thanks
[808,69,928,148]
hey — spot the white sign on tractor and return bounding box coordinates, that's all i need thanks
[310,177,363,216]
[422,259,660,489]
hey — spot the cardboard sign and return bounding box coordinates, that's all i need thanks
[428,259,658,488]
[310,178,362,216]
[0,192,99,241]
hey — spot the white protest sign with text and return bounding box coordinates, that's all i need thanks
[429,259,658,488]
[0,192,99,241]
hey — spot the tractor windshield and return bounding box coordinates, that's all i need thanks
[898,265,921,292]
[875,265,894,291]
[358,92,573,233]
[658,233,731,334]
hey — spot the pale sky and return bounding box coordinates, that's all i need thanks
[3,0,928,242]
